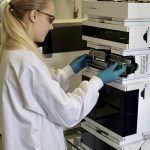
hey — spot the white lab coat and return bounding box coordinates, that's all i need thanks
[0,50,103,150]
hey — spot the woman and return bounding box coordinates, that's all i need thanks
[0,0,125,150]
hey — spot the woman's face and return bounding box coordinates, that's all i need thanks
[25,1,55,42]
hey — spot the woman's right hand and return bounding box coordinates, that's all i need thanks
[97,63,126,83]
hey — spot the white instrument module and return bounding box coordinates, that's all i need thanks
[81,1,150,150]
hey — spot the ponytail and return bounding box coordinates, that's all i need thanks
[0,1,37,60]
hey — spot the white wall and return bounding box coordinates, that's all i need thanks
[46,50,89,92]
[54,0,83,19]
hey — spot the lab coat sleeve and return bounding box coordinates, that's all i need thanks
[55,65,75,91]
[141,139,150,150]
[19,61,103,128]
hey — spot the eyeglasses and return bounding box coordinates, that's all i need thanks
[36,10,55,24]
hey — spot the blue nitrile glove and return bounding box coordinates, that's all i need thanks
[70,54,92,74]
[97,63,126,83]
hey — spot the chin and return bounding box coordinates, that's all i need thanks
[35,38,45,43]
[40,39,45,42]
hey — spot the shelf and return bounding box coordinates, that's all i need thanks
[54,18,87,24]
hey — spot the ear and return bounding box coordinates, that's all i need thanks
[29,10,37,23]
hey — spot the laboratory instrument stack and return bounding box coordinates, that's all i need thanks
[81,0,150,149]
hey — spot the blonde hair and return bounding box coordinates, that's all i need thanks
[0,0,56,78]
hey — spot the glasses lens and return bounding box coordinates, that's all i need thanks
[35,10,55,24]
[49,16,55,24]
